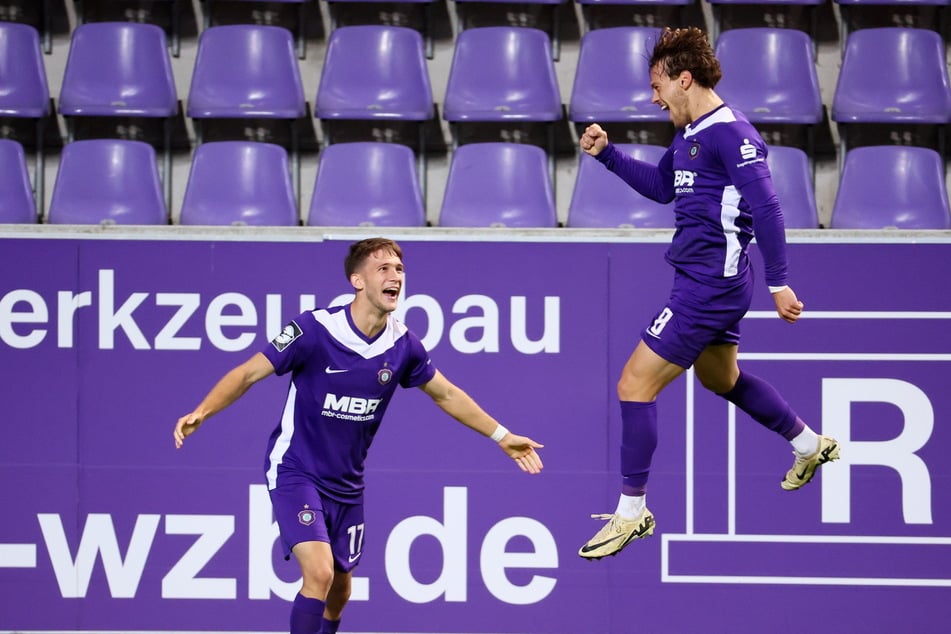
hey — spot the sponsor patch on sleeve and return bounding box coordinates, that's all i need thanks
[271,321,303,352]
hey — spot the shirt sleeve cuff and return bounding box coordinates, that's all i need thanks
[768,285,789,294]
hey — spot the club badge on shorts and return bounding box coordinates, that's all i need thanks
[298,505,316,526]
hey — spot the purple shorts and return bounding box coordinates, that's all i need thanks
[268,482,366,572]
[641,269,753,368]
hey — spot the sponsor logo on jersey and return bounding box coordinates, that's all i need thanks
[271,321,302,352]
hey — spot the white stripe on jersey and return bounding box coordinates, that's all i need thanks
[312,308,409,360]
[683,105,737,139]
[266,381,298,490]
[720,185,742,277]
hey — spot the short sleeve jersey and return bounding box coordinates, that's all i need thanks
[260,305,436,502]
[661,105,775,283]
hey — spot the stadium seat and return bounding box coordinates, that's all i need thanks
[451,0,570,60]
[76,0,184,57]
[316,25,434,198]
[715,28,822,126]
[567,144,673,228]
[180,142,299,226]
[58,21,178,209]
[569,27,666,125]
[443,27,562,183]
[832,27,951,166]
[0,0,55,53]
[705,0,824,44]
[830,145,951,229]
[0,139,36,223]
[307,142,426,227]
[201,0,308,58]
[48,139,168,225]
[766,145,819,229]
[188,24,307,207]
[834,0,948,54]
[439,143,557,228]
[325,0,435,58]
[0,22,50,215]
[574,0,693,36]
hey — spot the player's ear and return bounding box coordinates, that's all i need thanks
[350,272,364,291]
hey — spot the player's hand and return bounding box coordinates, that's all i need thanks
[498,433,545,474]
[174,412,204,449]
[580,124,609,157]
[772,286,804,324]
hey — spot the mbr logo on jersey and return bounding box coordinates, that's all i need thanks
[674,170,696,194]
[322,394,382,419]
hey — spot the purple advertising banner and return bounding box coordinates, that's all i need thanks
[0,230,949,633]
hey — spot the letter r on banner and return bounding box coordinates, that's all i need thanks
[821,378,934,525]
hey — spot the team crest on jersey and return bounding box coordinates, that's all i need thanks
[298,505,316,526]
[688,143,700,159]
[378,366,393,385]
[271,321,303,352]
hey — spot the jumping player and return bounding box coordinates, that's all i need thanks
[577,27,840,560]
[174,237,544,632]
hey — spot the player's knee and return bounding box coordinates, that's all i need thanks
[300,561,334,598]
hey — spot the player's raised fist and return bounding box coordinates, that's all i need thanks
[580,124,609,156]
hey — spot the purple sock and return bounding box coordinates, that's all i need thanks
[319,617,341,634]
[620,400,658,496]
[718,372,804,440]
[290,593,325,634]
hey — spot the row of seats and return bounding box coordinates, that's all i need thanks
[2,138,948,229]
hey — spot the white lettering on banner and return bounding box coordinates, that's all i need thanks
[162,515,236,599]
[0,271,560,354]
[821,378,934,524]
[385,487,558,605]
[30,486,557,603]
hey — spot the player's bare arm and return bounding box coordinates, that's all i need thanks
[580,123,609,157]
[420,370,545,474]
[772,286,804,324]
[174,352,275,448]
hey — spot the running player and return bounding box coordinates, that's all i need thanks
[174,237,544,632]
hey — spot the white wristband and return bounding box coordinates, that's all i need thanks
[489,424,509,442]
[769,285,789,294]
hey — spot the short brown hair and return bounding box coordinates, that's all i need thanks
[649,27,722,89]
[344,238,403,278]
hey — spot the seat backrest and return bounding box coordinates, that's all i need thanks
[308,142,425,227]
[831,145,951,229]
[0,139,36,223]
[444,27,562,122]
[316,25,433,121]
[765,145,819,229]
[832,27,951,123]
[715,28,822,124]
[180,141,299,226]
[188,24,306,119]
[568,144,673,228]
[59,22,177,117]
[569,27,666,123]
[0,22,50,118]
[48,139,167,225]
[439,143,557,227]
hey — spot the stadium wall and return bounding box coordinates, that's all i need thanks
[1,227,949,633]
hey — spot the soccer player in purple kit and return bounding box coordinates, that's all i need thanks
[173,237,544,632]
[577,27,840,560]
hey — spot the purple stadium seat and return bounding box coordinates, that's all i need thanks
[705,0,824,43]
[58,21,178,208]
[569,27,666,124]
[180,142,299,226]
[0,140,37,223]
[201,0,308,58]
[452,0,570,60]
[766,145,819,229]
[715,28,822,125]
[77,0,184,57]
[831,146,951,229]
[307,142,425,227]
[0,0,54,53]
[48,139,167,225]
[325,0,435,58]
[444,27,561,124]
[574,0,692,36]
[568,144,673,228]
[315,25,434,199]
[0,22,50,214]
[833,0,949,54]
[832,28,951,162]
[439,143,557,228]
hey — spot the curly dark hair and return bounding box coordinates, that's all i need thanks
[649,27,722,89]
[344,237,403,278]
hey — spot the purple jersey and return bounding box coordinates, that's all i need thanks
[597,105,788,287]
[260,305,436,502]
